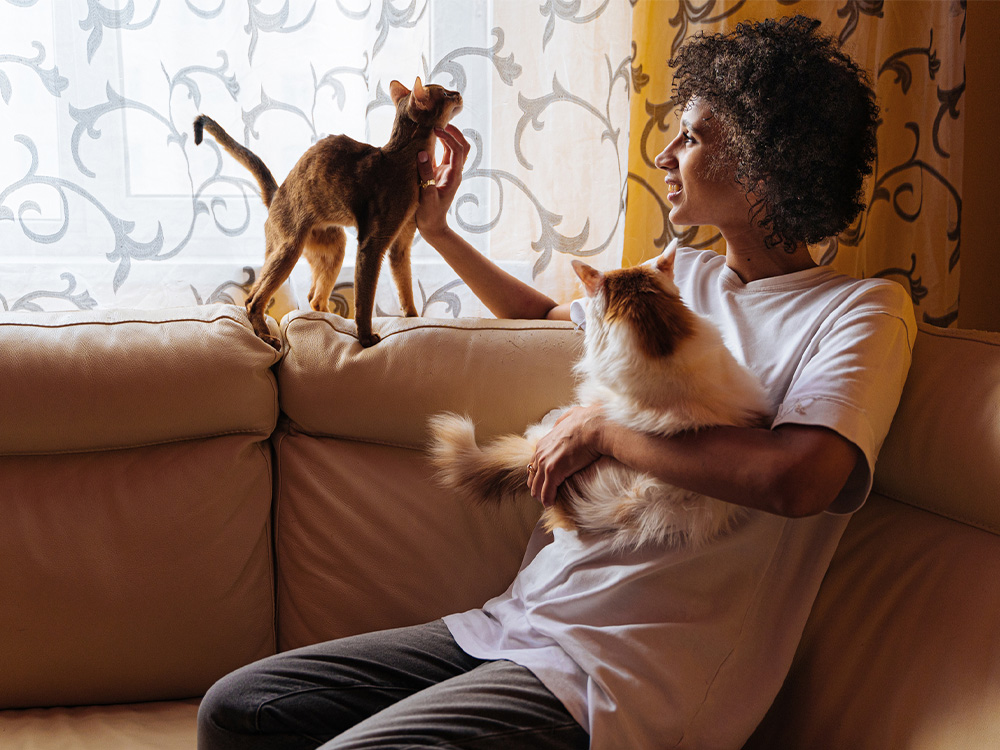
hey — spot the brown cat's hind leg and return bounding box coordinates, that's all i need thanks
[245,282,284,350]
[388,222,419,318]
[246,223,306,350]
[304,226,347,313]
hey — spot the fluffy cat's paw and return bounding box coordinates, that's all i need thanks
[260,333,282,351]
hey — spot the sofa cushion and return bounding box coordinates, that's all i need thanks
[0,305,280,455]
[0,305,279,709]
[278,311,583,448]
[0,699,199,750]
[873,323,1000,533]
[273,312,583,650]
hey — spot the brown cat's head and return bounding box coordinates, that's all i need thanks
[389,77,463,129]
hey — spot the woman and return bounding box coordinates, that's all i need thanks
[199,16,915,750]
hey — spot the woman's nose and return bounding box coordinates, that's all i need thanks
[654,140,677,170]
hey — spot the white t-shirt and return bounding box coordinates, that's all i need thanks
[445,242,916,749]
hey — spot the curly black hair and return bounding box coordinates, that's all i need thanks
[669,15,879,250]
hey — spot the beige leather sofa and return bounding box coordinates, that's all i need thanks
[1,305,997,749]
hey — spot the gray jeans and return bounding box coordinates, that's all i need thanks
[197,619,590,750]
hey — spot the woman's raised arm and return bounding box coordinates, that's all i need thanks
[415,125,570,321]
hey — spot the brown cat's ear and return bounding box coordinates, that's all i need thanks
[412,76,431,110]
[572,260,604,297]
[389,80,411,105]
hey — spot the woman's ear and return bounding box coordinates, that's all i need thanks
[572,260,604,297]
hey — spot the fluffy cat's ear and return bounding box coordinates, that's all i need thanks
[412,77,431,110]
[389,80,411,105]
[655,246,676,279]
[572,260,604,297]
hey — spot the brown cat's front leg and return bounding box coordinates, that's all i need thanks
[353,237,390,347]
[388,225,419,317]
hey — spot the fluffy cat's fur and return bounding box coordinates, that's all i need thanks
[194,77,463,348]
[428,250,773,551]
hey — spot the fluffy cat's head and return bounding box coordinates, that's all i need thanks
[573,249,695,360]
[389,77,463,129]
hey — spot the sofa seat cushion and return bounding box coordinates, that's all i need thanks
[0,699,199,750]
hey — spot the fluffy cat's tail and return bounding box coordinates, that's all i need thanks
[193,115,279,207]
[427,413,533,505]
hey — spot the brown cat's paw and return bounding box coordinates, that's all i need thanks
[260,333,282,351]
[358,331,381,348]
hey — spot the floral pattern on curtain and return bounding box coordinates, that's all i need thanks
[0,0,630,318]
[626,0,965,327]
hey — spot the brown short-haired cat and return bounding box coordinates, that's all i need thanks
[194,77,463,348]
[429,250,773,551]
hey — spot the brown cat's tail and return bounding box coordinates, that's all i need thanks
[427,413,533,505]
[193,115,279,207]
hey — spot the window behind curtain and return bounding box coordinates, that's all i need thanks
[0,0,630,317]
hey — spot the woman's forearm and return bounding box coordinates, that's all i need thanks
[422,226,568,320]
[415,129,571,321]
[529,405,858,518]
[597,420,859,518]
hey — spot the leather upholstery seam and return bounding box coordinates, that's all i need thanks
[871,489,1000,536]
[2,427,277,457]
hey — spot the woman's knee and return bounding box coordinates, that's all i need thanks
[198,664,259,740]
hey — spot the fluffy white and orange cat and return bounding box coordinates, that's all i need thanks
[428,249,773,551]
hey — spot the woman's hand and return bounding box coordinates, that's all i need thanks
[416,124,471,240]
[528,405,608,507]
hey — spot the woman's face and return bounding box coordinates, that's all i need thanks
[653,99,753,235]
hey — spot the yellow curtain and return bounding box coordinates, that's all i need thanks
[626,0,965,327]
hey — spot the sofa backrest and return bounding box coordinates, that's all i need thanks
[745,323,1000,750]
[0,306,279,709]
[272,311,583,651]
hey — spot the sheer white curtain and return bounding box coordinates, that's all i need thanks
[0,0,630,318]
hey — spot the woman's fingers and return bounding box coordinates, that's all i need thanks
[417,150,436,181]
[527,406,606,507]
[436,126,470,165]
